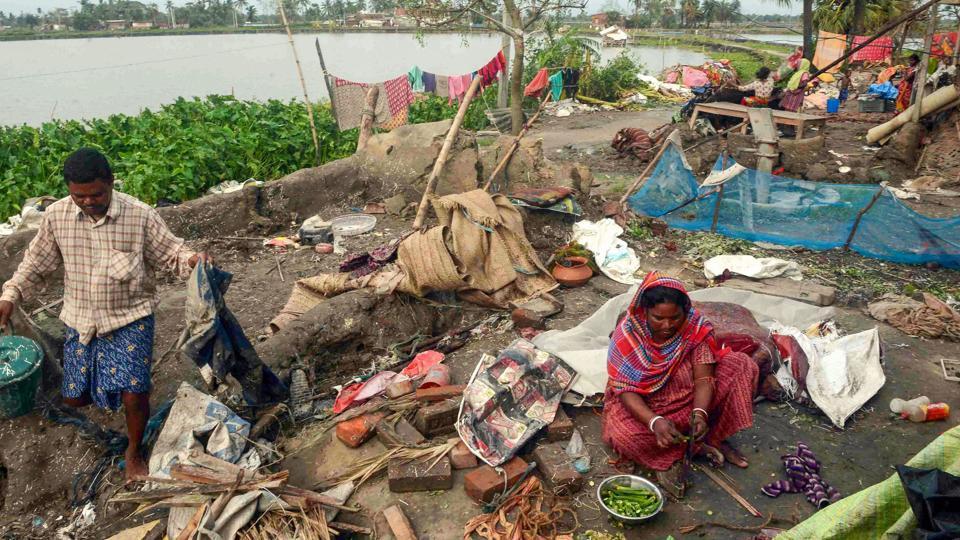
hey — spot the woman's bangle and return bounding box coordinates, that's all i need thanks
[693,407,709,419]
[648,415,665,432]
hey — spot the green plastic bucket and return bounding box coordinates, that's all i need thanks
[0,325,44,419]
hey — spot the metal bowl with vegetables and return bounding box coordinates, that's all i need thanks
[597,474,665,523]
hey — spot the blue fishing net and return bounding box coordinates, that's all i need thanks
[627,143,960,268]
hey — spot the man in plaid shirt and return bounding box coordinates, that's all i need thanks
[0,148,212,480]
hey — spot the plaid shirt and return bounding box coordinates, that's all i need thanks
[1,191,195,345]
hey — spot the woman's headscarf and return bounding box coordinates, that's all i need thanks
[787,59,811,91]
[607,272,724,396]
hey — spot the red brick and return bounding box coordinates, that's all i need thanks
[413,398,459,437]
[464,457,529,503]
[511,308,546,330]
[448,438,479,470]
[532,442,583,494]
[376,418,426,447]
[381,505,417,540]
[415,385,465,403]
[386,378,415,398]
[546,407,574,443]
[388,455,453,493]
[335,412,385,448]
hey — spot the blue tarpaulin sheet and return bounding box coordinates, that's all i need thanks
[627,140,960,268]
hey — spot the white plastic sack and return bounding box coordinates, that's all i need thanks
[148,382,251,478]
[534,287,836,401]
[770,322,884,428]
[572,219,641,285]
[703,254,803,281]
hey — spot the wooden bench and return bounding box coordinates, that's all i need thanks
[688,102,830,140]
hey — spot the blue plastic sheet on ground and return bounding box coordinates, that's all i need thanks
[867,81,899,100]
[627,140,960,268]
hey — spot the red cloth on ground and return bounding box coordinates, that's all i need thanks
[852,36,893,63]
[602,349,758,471]
[524,68,549,97]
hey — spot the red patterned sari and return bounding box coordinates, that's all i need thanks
[601,273,759,471]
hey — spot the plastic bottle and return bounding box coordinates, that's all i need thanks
[902,402,951,423]
[890,396,929,414]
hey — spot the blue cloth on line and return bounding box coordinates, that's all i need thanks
[548,70,564,101]
[63,315,155,411]
[422,72,437,93]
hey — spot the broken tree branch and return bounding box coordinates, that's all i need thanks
[412,75,483,230]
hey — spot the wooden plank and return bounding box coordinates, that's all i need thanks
[748,108,779,175]
[719,277,836,306]
[414,385,466,402]
[382,504,418,540]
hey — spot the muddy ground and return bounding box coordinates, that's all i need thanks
[1,106,959,539]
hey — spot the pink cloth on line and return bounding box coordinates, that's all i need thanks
[448,74,472,104]
[852,36,893,63]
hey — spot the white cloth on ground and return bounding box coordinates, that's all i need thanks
[571,219,641,285]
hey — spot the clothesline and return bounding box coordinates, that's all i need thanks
[326,49,507,131]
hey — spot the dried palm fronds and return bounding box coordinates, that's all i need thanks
[319,439,457,490]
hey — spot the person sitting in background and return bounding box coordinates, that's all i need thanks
[602,272,759,496]
[779,59,818,112]
[738,67,775,107]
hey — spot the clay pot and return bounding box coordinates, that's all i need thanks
[552,256,592,287]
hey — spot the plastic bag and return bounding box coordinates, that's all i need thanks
[566,429,591,473]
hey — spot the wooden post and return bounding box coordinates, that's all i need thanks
[278,0,321,164]
[711,151,727,232]
[498,14,510,109]
[356,86,379,152]
[844,187,885,249]
[411,76,483,230]
[482,93,550,192]
[315,38,339,131]
[912,5,939,123]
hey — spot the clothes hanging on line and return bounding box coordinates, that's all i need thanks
[851,36,893,63]
[812,31,846,73]
[422,72,437,93]
[436,75,449,98]
[562,68,581,98]
[408,65,425,93]
[329,76,391,130]
[548,70,564,101]
[525,68,549,97]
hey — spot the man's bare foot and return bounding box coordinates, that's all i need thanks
[125,448,148,481]
[719,441,749,468]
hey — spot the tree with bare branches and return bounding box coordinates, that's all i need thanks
[401,0,586,134]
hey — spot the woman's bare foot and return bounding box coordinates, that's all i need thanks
[719,441,749,468]
[698,443,725,467]
[125,448,148,481]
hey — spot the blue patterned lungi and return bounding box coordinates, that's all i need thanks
[62,315,155,410]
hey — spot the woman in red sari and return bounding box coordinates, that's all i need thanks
[602,272,758,492]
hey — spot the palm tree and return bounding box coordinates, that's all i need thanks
[769,0,812,60]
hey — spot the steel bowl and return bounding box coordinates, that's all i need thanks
[597,474,664,524]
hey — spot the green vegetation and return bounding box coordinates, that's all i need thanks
[407,86,494,132]
[0,93,492,222]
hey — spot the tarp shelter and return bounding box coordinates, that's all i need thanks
[625,137,960,268]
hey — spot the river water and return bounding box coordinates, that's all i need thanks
[0,32,705,126]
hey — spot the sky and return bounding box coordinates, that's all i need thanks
[0,0,801,17]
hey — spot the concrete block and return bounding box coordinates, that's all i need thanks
[546,407,574,443]
[532,442,583,494]
[413,398,459,437]
[388,455,453,493]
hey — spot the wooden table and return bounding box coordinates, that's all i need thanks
[688,102,830,139]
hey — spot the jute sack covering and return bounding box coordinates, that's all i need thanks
[269,267,405,332]
[868,292,960,341]
[431,190,517,293]
[395,225,468,296]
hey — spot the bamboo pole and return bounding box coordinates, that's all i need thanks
[315,39,339,129]
[912,6,938,123]
[278,1,320,164]
[482,93,550,192]
[411,76,483,230]
[356,86,379,152]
